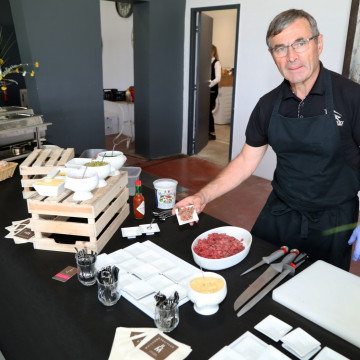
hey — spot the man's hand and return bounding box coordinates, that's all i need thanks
[172,194,206,225]
[348,225,360,261]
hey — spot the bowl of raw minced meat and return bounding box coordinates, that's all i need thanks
[191,226,252,270]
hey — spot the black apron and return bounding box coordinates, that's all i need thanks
[251,70,360,270]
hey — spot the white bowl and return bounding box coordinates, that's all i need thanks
[97,151,127,176]
[187,272,227,315]
[81,160,111,188]
[65,157,92,169]
[65,169,98,200]
[191,226,252,270]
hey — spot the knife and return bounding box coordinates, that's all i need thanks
[240,246,289,276]
[236,253,308,317]
[233,248,299,311]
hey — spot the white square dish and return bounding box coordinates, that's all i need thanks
[175,205,199,225]
[151,257,177,272]
[313,347,350,360]
[281,328,321,358]
[209,346,245,360]
[163,267,194,283]
[254,315,293,342]
[230,331,267,359]
[139,223,160,235]
[109,249,133,263]
[120,258,145,271]
[145,274,174,291]
[123,280,156,300]
[259,345,291,360]
[136,249,162,263]
[121,226,142,239]
[33,170,66,197]
[124,242,147,256]
[282,344,321,360]
[162,283,187,301]
[132,263,159,279]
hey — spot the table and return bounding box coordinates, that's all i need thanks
[1,170,359,360]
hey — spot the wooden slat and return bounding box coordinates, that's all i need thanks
[31,218,95,236]
[95,204,130,253]
[46,148,64,166]
[58,148,75,165]
[95,188,129,235]
[33,149,52,167]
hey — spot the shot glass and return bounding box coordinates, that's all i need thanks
[154,304,179,332]
[97,278,121,306]
[75,256,97,286]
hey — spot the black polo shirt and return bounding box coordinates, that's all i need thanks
[246,62,360,169]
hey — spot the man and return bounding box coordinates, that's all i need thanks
[174,9,360,270]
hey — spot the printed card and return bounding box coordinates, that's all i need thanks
[52,266,77,283]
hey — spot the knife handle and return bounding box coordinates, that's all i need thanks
[285,253,308,275]
[262,246,289,264]
[271,249,299,272]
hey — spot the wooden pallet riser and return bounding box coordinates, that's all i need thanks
[20,148,75,198]
[30,188,129,237]
[32,204,130,253]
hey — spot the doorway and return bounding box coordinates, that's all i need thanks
[188,5,240,167]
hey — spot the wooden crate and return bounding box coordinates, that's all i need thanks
[27,170,129,253]
[20,147,75,198]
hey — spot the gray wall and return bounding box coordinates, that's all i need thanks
[9,0,105,154]
[134,0,185,158]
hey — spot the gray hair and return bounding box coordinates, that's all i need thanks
[266,9,320,49]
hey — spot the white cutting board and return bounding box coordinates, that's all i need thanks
[273,260,360,348]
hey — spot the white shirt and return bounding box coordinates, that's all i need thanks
[210,57,221,88]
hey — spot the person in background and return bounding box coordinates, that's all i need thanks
[174,9,360,270]
[209,44,222,140]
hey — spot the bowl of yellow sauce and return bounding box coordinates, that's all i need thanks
[187,272,227,315]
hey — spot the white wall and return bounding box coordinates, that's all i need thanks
[100,0,134,90]
[184,0,352,180]
[203,9,237,68]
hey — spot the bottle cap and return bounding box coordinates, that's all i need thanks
[135,180,141,186]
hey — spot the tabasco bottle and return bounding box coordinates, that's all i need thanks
[133,180,145,219]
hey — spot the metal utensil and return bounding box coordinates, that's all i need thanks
[240,246,289,276]
[237,253,308,317]
[81,166,88,178]
[147,218,155,229]
[233,249,299,311]
[50,169,60,179]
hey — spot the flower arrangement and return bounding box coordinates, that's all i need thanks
[0,28,38,92]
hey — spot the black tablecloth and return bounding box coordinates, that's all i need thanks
[0,170,359,360]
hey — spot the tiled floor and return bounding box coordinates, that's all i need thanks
[106,132,360,276]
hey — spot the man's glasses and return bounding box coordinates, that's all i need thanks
[269,35,319,58]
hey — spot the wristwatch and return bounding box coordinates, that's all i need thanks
[115,1,133,18]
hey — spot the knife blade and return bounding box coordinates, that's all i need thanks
[233,248,299,311]
[236,253,308,317]
[240,246,289,276]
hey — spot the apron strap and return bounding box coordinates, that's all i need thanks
[270,204,319,238]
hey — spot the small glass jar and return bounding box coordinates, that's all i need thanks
[154,304,179,332]
[75,256,97,286]
[97,278,121,306]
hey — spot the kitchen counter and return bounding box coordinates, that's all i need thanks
[0,169,359,360]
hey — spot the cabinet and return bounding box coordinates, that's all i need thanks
[103,100,134,138]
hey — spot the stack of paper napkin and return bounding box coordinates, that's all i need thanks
[108,327,192,360]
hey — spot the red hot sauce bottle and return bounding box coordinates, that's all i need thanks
[133,180,145,219]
